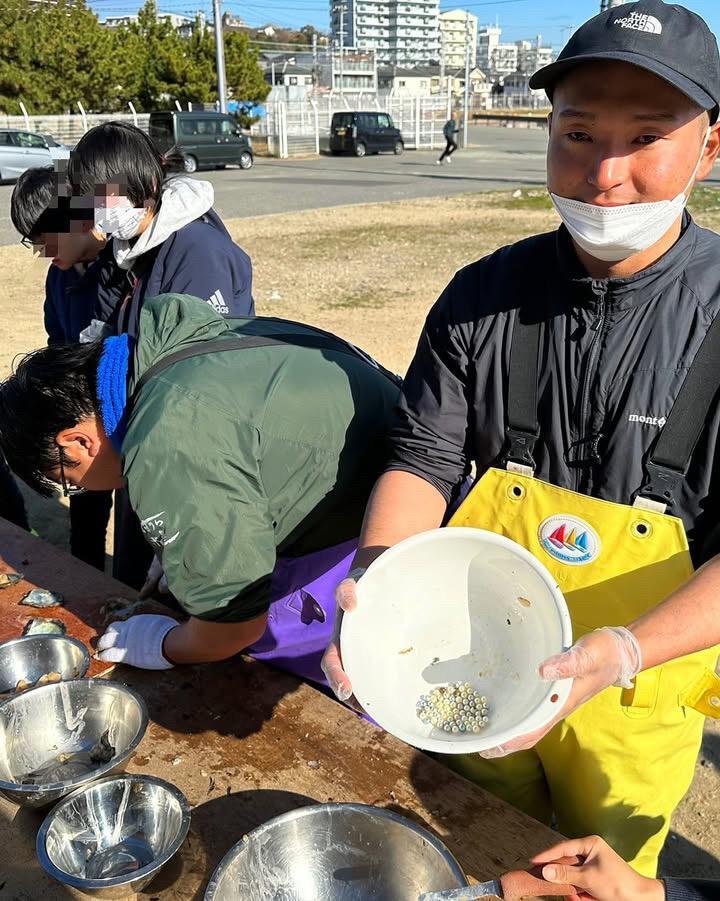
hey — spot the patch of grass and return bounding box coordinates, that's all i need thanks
[324,287,388,309]
[688,186,720,215]
[466,188,554,211]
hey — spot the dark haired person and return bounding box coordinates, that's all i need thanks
[0,294,399,674]
[68,121,254,337]
[69,122,256,587]
[323,0,720,878]
[9,166,114,568]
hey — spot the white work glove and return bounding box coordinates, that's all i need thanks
[321,566,366,702]
[139,555,169,598]
[479,626,642,759]
[97,614,177,670]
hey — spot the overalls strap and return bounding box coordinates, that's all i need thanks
[129,330,401,408]
[639,311,720,510]
[503,313,542,473]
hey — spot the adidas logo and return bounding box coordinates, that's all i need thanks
[207,290,229,315]
[628,413,667,427]
[613,12,662,34]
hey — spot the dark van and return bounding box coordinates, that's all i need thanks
[149,111,253,173]
[330,111,404,157]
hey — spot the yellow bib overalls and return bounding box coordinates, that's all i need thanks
[447,314,720,877]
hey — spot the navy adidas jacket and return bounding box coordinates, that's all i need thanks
[95,209,254,338]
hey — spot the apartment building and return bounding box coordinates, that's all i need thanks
[330,0,441,68]
[477,25,554,81]
[477,25,517,80]
[102,11,202,38]
[439,9,477,70]
[516,36,553,75]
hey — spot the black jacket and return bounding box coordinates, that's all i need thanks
[386,216,720,563]
[664,878,720,900]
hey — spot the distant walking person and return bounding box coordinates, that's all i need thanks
[438,113,459,164]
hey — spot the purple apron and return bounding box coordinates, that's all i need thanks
[244,480,471,688]
[246,538,357,687]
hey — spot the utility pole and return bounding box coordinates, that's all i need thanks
[312,32,318,90]
[463,11,471,147]
[213,0,228,113]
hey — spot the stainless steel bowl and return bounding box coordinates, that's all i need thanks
[0,635,90,696]
[37,773,191,899]
[0,679,148,807]
[204,802,468,900]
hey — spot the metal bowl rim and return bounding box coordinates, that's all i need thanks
[203,801,467,899]
[36,772,191,890]
[0,634,90,675]
[0,678,148,795]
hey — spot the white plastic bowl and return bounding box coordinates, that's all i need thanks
[341,528,573,754]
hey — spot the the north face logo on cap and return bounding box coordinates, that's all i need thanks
[613,11,663,34]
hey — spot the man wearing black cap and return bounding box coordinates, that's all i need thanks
[322,0,720,877]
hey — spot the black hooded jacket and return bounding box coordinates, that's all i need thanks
[387,215,720,563]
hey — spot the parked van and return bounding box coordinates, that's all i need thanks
[330,112,404,157]
[149,111,253,173]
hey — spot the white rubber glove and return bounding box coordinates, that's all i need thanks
[541,625,642,689]
[96,614,177,670]
[139,555,169,598]
[321,566,366,701]
[478,626,642,759]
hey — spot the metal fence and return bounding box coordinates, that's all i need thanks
[258,94,453,158]
[0,112,149,145]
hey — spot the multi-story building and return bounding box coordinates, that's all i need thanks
[102,11,202,38]
[439,9,477,70]
[330,0,440,68]
[477,25,517,80]
[516,36,553,75]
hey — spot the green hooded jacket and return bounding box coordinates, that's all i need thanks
[121,294,400,623]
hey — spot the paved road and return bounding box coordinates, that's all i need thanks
[0,126,547,246]
[1,125,719,246]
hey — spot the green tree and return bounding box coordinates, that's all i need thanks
[224,31,270,104]
[0,0,270,115]
[129,0,188,111]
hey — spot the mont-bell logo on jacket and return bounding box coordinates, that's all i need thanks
[612,11,663,34]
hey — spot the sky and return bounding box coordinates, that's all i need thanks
[88,0,720,51]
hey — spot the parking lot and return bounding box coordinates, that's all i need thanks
[0,126,551,245]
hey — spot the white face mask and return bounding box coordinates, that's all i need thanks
[550,129,710,263]
[94,201,147,241]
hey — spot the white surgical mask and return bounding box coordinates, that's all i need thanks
[550,128,710,262]
[94,201,147,241]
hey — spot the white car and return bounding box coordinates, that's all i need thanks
[0,130,71,181]
[42,134,72,162]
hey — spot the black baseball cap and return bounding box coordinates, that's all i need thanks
[530,0,720,124]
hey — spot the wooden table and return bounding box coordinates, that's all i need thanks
[0,521,560,899]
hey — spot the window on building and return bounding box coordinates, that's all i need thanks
[289,76,298,85]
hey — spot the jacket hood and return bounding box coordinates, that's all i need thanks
[114,176,215,270]
[129,293,233,394]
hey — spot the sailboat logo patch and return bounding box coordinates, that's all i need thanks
[539,514,600,566]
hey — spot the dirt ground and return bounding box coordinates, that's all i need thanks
[0,189,718,878]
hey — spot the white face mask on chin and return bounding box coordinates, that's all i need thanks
[550,129,710,263]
